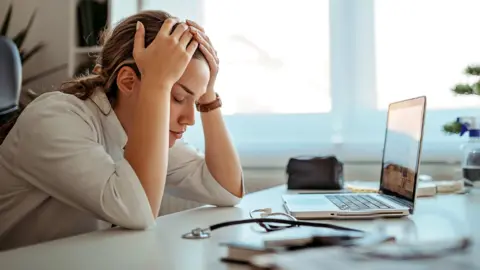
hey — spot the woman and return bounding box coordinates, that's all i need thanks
[0,10,244,250]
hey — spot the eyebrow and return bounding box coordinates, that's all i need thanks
[177,83,195,96]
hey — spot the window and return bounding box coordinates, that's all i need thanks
[202,0,331,115]
[129,0,479,167]
[370,0,480,162]
[375,0,480,110]
[110,0,139,26]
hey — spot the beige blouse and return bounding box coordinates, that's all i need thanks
[0,90,243,251]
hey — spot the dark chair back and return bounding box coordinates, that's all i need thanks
[0,36,21,116]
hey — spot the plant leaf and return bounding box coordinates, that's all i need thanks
[451,83,474,95]
[22,63,67,86]
[465,65,480,76]
[12,8,37,49]
[442,121,463,135]
[0,2,13,36]
[21,42,45,64]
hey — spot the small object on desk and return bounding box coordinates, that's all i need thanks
[250,243,477,270]
[418,174,433,181]
[286,189,349,194]
[345,182,379,193]
[416,182,437,197]
[261,226,365,249]
[435,180,465,193]
[181,227,210,239]
[220,241,279,265]
[345,180,465,197]
[220,226,391,266]
[286,155,344,190]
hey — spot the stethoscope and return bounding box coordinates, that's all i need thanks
[181,208,365,239]
[181,208,474,260]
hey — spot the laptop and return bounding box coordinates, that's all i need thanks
[282,96,427,219]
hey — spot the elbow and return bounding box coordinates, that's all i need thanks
[208,171,245,207]
[212,193,243,207]
[101,181,157,230]
[104,191,156,229]
[120,217,156,230]
[104,161,157,230]
[110,210,156,230]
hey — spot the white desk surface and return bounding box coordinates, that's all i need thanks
[1,185,480,270]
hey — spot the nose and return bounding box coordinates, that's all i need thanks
[179,104,195,126]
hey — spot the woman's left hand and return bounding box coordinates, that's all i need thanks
[186,19,219,103]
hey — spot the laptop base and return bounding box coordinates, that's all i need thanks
[282,193,410,220]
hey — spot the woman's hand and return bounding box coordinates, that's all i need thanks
[186,20,219,103]
[134,19,199,88]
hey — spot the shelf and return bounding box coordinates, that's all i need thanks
[75,46,102,54]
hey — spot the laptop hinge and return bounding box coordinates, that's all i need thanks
[380,194,414,212]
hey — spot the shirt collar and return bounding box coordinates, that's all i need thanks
[89,90,128,149]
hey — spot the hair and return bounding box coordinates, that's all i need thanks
[0,10,205,144]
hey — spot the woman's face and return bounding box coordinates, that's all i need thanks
[167,59,209,147]
[116,58,210,148]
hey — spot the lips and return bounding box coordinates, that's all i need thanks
[170,130,184,139]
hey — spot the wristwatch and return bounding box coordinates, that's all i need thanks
[195,92,222,112]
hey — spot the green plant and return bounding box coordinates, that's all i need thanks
[1,1,66,87]
[442,65,480,135]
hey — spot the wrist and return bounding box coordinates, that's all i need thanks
[142,75,174,92]
[197,90,217,104]
[196,92,222,113]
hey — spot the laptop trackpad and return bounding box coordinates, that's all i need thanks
[284,194,334,211]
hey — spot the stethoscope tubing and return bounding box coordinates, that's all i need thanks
[209,218,365,233]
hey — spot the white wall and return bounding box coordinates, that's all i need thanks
[0,0,70,92]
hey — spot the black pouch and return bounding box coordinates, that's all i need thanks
[286,156,344,190]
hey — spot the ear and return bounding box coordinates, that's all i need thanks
[116,66,139,96]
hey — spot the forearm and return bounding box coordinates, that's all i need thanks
[124,79,171,218]
[201,95,243,197]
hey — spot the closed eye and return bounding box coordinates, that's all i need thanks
[174,96,184,103]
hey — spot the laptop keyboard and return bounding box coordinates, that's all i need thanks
[325,194,392,211]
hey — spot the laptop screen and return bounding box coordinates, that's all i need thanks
[379,96,426,203]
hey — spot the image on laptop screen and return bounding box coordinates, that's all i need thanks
[380,97,426,202]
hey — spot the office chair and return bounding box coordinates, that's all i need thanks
[0,36,21,117]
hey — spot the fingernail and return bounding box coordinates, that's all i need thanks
[136,21,141,30]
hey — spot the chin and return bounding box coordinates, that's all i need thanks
[169,138,176,148]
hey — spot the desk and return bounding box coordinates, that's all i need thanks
[1,185,479,270]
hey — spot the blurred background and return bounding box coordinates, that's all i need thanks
[2,0,480,213]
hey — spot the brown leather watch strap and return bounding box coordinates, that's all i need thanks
[196,93,222,112]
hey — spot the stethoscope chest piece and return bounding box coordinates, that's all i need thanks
[182,227,211,239]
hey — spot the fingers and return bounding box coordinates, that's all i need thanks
[179,30,194,48]
[199,43,218,69]
[171,23,189,40]
[133,21,145,59]
[192,30,218,62]
[191,28,212,47]
[186,19,205,32]
[157,17,179,37]
[186,40,199,55]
